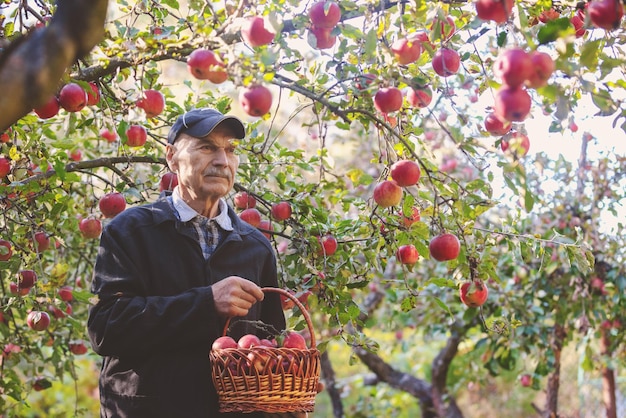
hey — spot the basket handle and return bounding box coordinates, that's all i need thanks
[221,287,316,349]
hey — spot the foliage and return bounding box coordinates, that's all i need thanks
[1,0,626,416]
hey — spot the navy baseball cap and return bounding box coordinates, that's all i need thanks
[167,108,246,144]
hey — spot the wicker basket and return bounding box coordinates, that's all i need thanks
[210,287,321,413]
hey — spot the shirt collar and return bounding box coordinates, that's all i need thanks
[171,187,233,231]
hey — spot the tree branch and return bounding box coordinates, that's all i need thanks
[0,0,108,131]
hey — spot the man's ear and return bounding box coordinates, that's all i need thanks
[165,144,177,172]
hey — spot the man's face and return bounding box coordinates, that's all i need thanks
[166,125,240,204]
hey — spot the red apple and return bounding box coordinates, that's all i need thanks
[33,231,50,252]
[86,82,100,106]
[258,220,273,239]
[400,206,421,228]
[241,16,275,47]
[34,96,60,119]
[391,36,422,65]
[0,129,10,143]
[238,334,262,349]
[234,191,257,209]
[10,282,31,296]
[406,85,432,108]
[99,192,126,218]
[68,149,82,161]
[58,286,73,302]
[459,280,489,307]
[159,172,178,192]
[271,201,292,221]
[50,302,72,319]
[484,112,512,136]
[32,377,51,392]
[309,1,341,28]
[373,180,402,207]
[0,156,10,178]
[247,348,273,373]
[501,131,530,157]
[374,87,403,114]
[212,336,238,350]
[239,208,262,227]
[187,48,228,83]
[429,233,461,261]
[432,47,460,77]
[539,9,560,22]
[590,276,606,294]
[475,0,514,24]
[239,85,272,117]
[137,89,165,118]
[309,26,337,49]
[493,48,533,88]
[316,233,338,256]
[412,30,432,50]
[396,244,419,267]
[525,51,554,89]
[282,331,307,349]
[570,14,587,38]
[520,374,532,387]
[59,83,88,112]
[27,311,50,331]
[260,338,278,348]
[390,159,421,187]
[18,269,38,289]
[0,239,13,261]
[69,340,88,355]
[100,128,118,143]
[126,124,147,147]
[588,0,624,30]
[79,217,102,239]
[494,86,532,122]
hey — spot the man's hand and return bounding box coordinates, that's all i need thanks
[212,276,264,318]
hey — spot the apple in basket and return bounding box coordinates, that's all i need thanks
[238,334,262,348]
[212,336,238,350]
[282,331,307,349]
[247,347,275,373]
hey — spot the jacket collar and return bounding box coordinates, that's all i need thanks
[170,188,233,231]
[153,192,251,236]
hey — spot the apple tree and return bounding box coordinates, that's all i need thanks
[1,0,626,417]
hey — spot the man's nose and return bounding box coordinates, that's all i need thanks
[212,148,229,166]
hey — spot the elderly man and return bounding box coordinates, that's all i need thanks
[88,108,286,417]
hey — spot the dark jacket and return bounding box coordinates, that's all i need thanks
[87,194,285,418]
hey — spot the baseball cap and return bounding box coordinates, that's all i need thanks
[167,108,246,144]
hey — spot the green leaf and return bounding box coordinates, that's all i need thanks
[496,31,507,48]
[432,296,453,318]
[590,89,619,116]
[537,18,572,45]
[579,40,602,70]
[161,0,180,9]
[565,246,593,275]
[524,187,534,212]
[400,295,417,312]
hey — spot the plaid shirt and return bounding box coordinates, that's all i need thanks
[168,188,233,259]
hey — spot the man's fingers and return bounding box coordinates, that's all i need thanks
[237,279,264,301]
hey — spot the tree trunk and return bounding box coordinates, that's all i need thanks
[0,0,109,131]
[430,322,465,418]
[544,324,566,418]
[320,350,344,418]
[600,329,617,418]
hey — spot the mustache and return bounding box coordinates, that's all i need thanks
[203,170,231,179]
